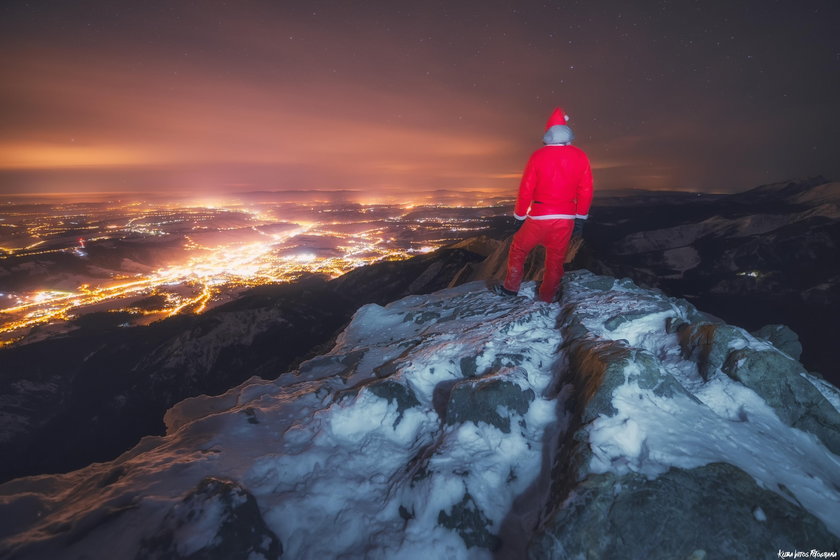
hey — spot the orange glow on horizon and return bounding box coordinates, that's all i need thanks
[0,47,526,194]
[0,142,161,169]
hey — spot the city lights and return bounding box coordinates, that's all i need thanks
[0,197,504,345]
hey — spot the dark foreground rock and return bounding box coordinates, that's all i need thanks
[531,462,837,560]
[137,477,282,560]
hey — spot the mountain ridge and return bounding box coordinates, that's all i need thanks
[1,271,838,559]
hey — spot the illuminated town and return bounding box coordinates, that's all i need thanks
[0,194,509,346]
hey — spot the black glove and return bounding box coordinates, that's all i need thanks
[573,218,585,238]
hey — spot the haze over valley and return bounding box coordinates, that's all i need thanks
[0,191,509,345]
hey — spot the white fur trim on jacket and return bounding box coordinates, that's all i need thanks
[527,213,576,220]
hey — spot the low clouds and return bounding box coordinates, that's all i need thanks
[1,1,838,195]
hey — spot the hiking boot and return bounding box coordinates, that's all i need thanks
[490,283,518,297]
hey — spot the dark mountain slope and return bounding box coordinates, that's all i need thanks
[569,177,839,381]
[0,248,483,482]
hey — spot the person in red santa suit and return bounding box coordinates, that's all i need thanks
[496,107,593,303]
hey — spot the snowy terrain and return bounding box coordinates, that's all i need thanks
[562,274,840,532]
[581,177,840,387]
[1,271,838,558]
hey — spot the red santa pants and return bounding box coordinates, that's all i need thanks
[503,218,575,303]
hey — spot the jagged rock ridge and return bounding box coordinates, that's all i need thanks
[574,176,840,381]
[1,271,838,559]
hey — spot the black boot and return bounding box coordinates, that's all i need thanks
[490,283,518,297]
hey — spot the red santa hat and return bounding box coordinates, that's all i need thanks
[544,107,570,131]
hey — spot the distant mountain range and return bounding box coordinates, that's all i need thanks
[234,188,513,204]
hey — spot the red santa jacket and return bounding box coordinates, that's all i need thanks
[513,145,593,220]
[513,108,594,220]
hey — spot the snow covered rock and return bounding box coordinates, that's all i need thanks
[574,177,840,382]
[0,282,564,559]
[531,270,840,558]
[722,347,840,456]
[1,271,838,559]
[674,319,840,455]
[752,323,803,361]
[444,375,535,433]
[137,476,282,560]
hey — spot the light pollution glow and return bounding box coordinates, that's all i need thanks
[0,197,501,345]
[4,2,838,197]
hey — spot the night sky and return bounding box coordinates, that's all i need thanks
[1,0,838,196]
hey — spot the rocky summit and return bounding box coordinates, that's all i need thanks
[1,271,838,559]
[574,177,840,382]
